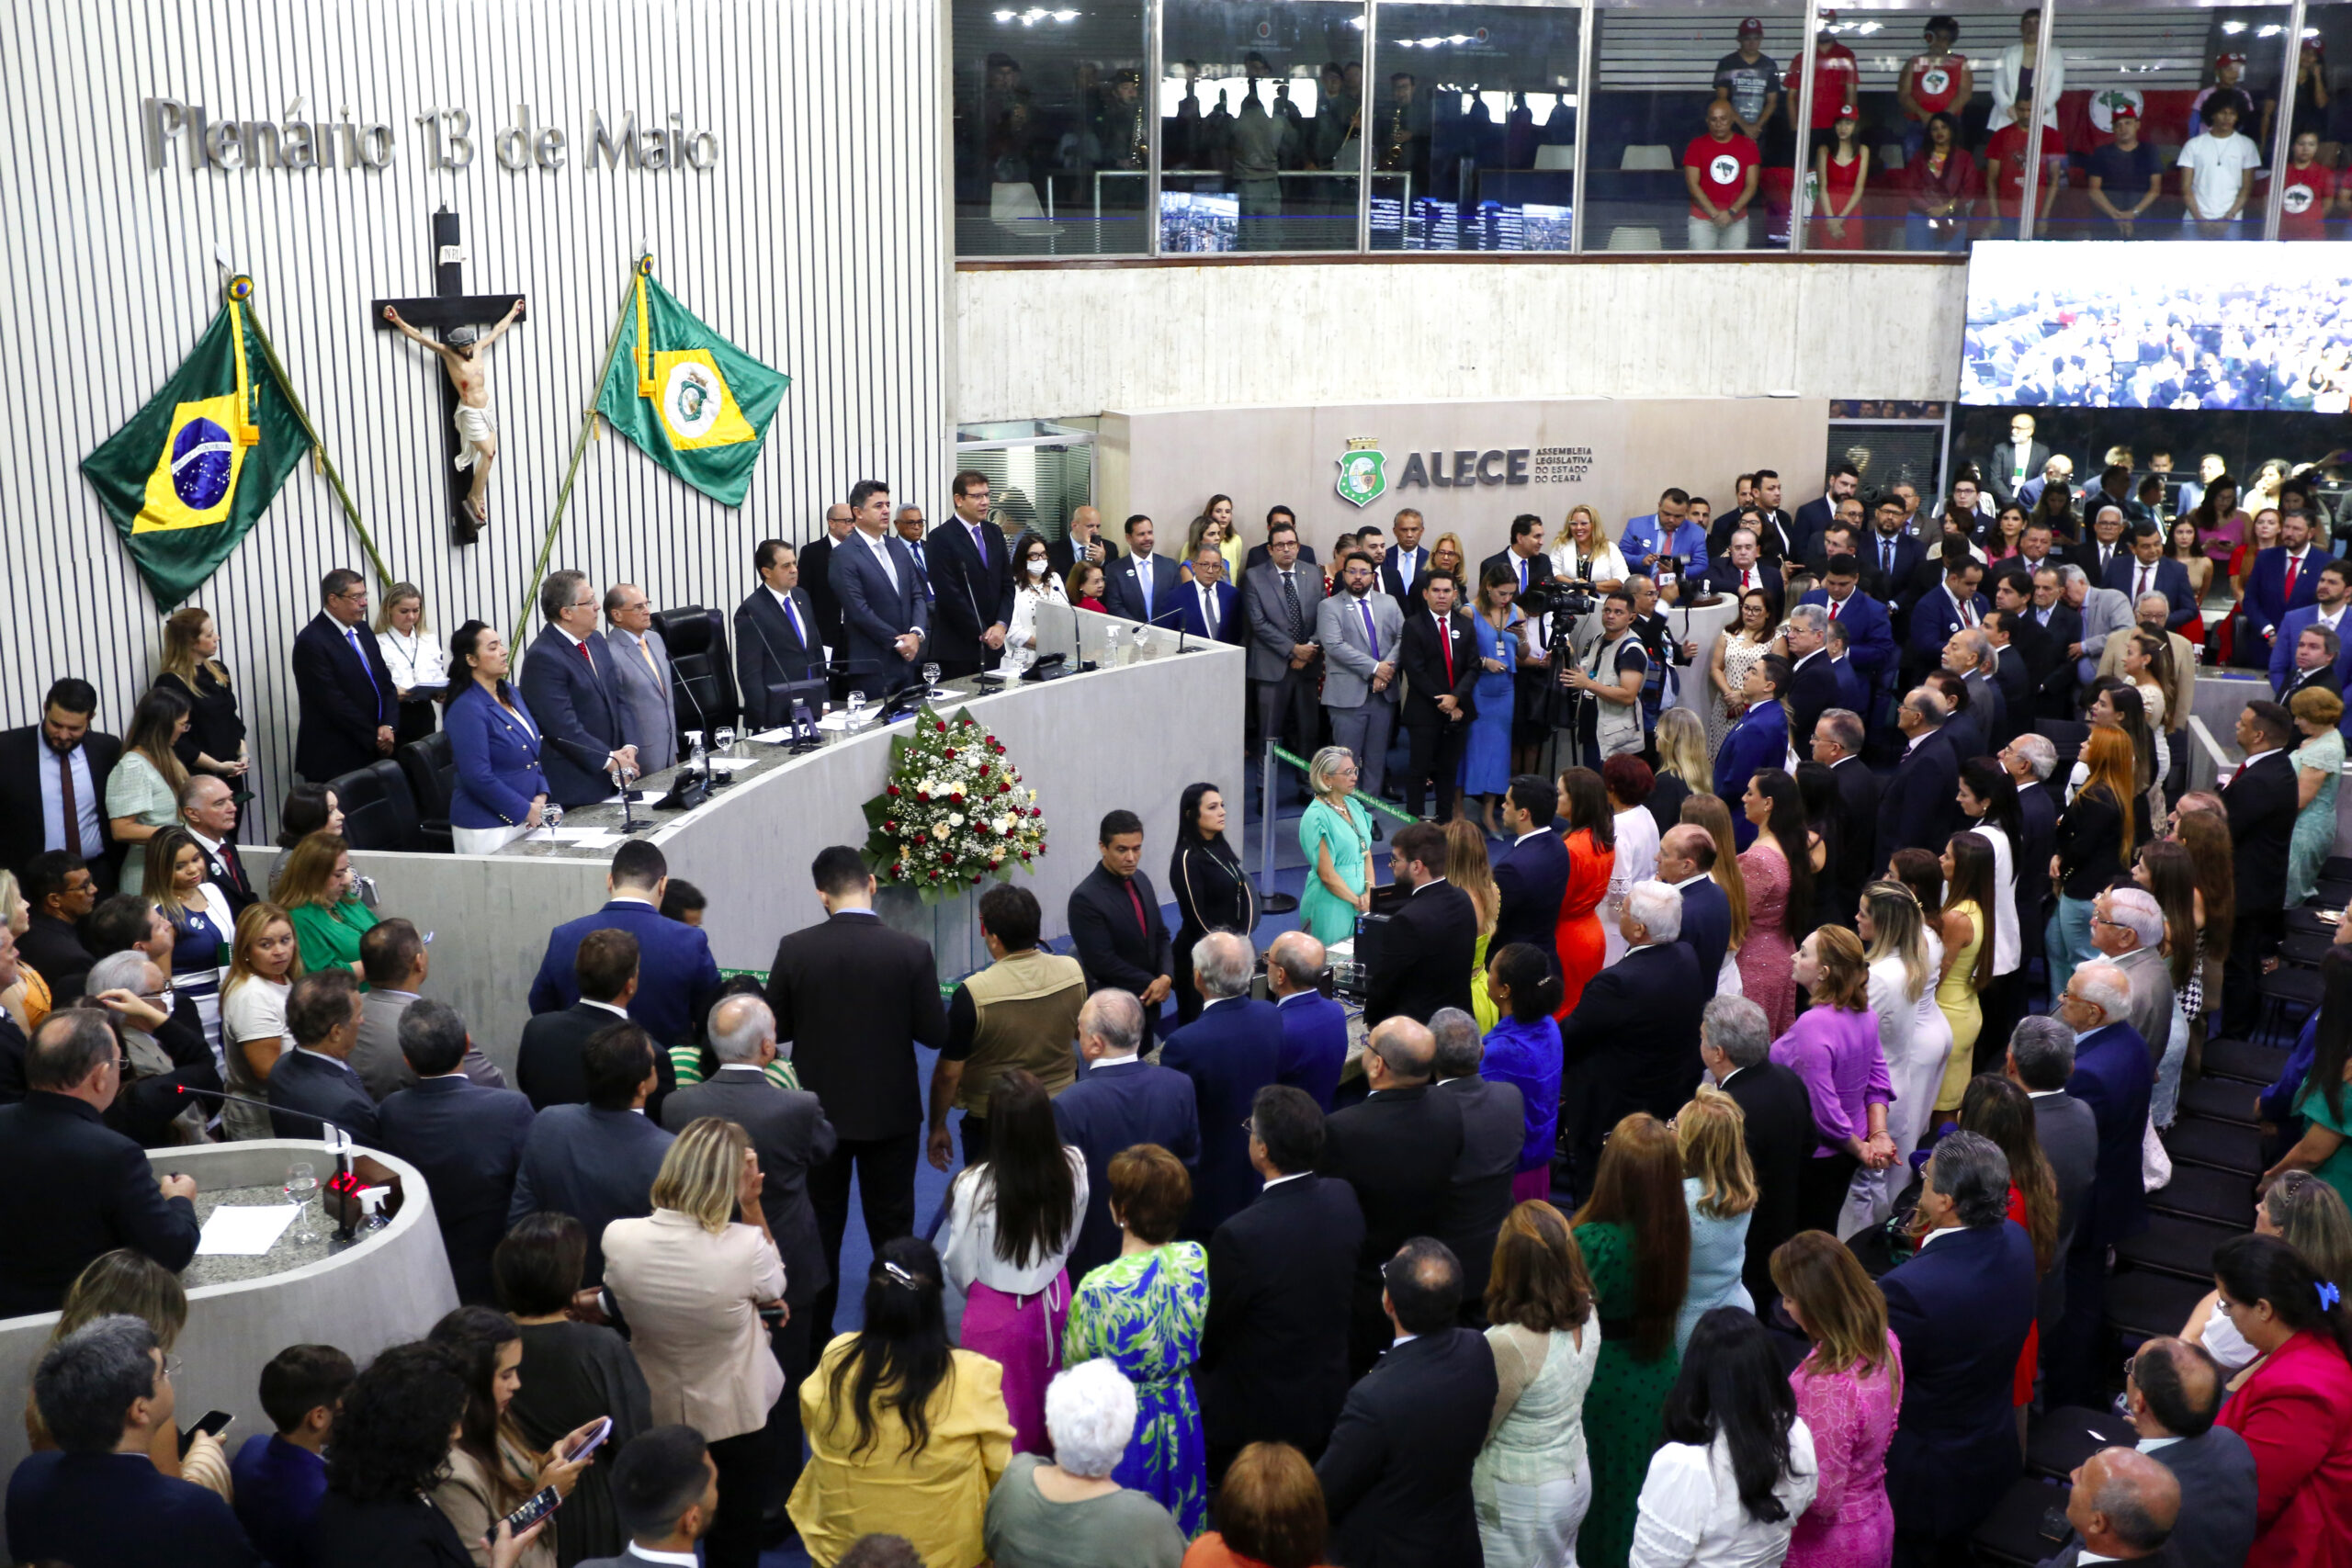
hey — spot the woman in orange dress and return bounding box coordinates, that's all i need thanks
[1553,767,1617,1020]
[1960,1074,2060,1443]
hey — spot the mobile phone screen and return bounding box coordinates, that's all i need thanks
[502,1484,561,1535]
[178,1410,233,1456]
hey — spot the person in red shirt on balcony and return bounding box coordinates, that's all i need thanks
[1684,100,1761,252]
[1984,97,2062,231]
[1785,15,1859,162]
[1896,15,1973,163]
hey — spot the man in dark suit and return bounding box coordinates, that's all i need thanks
[2065,503,2135,589]
[1809,713,1881,929]
[1988,415,2053,508]
[1945,628,2009,754]
[764,844,945,1335]
[1713,657,1790,850]
[1102,514,1184,629]
[1802,557,1897,697]
[930,470,1018,677]
[1266,931,1349,1110]
[1877,688,1964,874]
[2006,1016,2096,1343]
[2104,522,2198,632]
[1055,988,1202,1281]
[266,971,380,1143]
[2267,560,2352,704]
[1490,776,1568,974]
[1659,827,1733,996]
[507,1021,675,1284]
[2241,511,2332,666]
[1430,1010,1523,1320]
[1701,525,1784,618]
[2112,1337,2258,1568]
[2222,703,2302,1038]
[2276,624,2347,705]
[176,775,256,920]
[1242,521,1328,784]
[1046,504,1121,584]
[2049,963,2155,1405]
[1377,509,1430,602]
[1984,612,2037,739]
[662,992,838,1500]
[1881,1131,2041,1562]
[0,681,119,886]
[1068,809,1175,1048]
[796,502,856,651]
[377,998,536,1305]
[1861,504,1932,637]
[735,539,827,728]
[1783,608,1841,754]
[291,569,397,785]
[2005,736,2061,957]
[528,840,723,1054]
[1160,931,1283,1239]
[1396,569,1479,822]
[1320,1018,1465,1371]
[17,851,97,1003]
[1175,539,1242,645]
[2023,566,2086,718]
[1702,995,1815,1306]
[519,568,639,807]
[0,1010,199,1315]
[1199,1085,1364,1474]
[2032,1448,2181,1568]
[830,479,931,699]
[1793,463,1860,550]
[1480,513,1556,604]
[520,929,680,1111]
[1905,546,1989,682]
[1558,881,1703,1201]
[1733,469,1804,564]
[1315,1237,1497,1568]
[1365,823,1476,1027]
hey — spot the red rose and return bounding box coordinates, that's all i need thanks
[943,748,956,761]
[887,784,900,797]
[937,721,948,733]
[884,820,898,833]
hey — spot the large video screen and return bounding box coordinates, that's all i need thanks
[1961,241,2352,414]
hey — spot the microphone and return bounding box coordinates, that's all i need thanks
[670,661,722,789]
[174,1086,362,1237]
[609,761,648,833]
[175,1084,341,1146]
[738,594,816,727]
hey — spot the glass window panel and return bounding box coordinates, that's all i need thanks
[2041,1,2293,241]
[952,2,1153,258]
[2278,5,2346,239]
[1160,0,1369,253]
[1589,2,1804,254]
[1365,2,1582,252]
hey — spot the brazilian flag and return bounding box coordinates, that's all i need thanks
[82,290,308,611]
[595,265,789,507]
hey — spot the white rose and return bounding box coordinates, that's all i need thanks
[949,813,965,828]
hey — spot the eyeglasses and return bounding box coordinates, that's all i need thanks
[163,1355,182,1382]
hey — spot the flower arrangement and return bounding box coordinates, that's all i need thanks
[861,705,1047,902]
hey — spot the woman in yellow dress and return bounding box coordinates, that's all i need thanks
[1932,831,1994,1114]
[1447,818,1502,1032]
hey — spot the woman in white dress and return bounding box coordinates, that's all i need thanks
[1477,1201,1605,1568]
[376,581,452,748]
[1706,591,1779,757]
[1959,758,2027,1077]
[1004,534,1070,676]
[1846,879,1952,1237]
[1548,505,1630,594]
[1601,757,1661,971]
[1627,1309,1816,1568]
[2120,633,2174,800]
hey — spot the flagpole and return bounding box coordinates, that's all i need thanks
[512,264,641,648]
[243,291,396,592]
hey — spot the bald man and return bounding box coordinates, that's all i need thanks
[2114,1337,2256,1568]
[1047,504,1121,584]
[2041,1447,2178,1568]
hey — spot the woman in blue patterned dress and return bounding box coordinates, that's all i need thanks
[1463,562,1523,832]
[1062,1143,1209,1538]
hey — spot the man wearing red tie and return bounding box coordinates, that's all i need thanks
[2098,520,2197,633]
[1398,569,1481,821]
[2241,511,2334,670]
[518,568,640,807]
[1702,527,1783,620]
[176,775,256,921]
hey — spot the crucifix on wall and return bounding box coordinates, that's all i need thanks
[371,206,525,545]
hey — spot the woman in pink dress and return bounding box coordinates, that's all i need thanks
[1772,1231,1901,1568]
[1736,769,1814,1035]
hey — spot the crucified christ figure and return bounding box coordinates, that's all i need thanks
[382,298,524,527]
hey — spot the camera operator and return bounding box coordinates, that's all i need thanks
[1554,587,1652,769]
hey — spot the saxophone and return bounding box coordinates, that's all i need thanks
[1379,106,1408,171]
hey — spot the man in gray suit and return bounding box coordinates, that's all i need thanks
[2115,1337,2257,1568]
[1242,520,1327,798]
[2060,564,2135,691]
[348,918,507,1100]
[579,1424,717,1568]
[1317,547,1405,800]
[2092,887,2176,1073]
[601,582,679,774]
[660,993,835,1504]
[2007,1016,2098,1348]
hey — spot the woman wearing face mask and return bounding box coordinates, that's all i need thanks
[1005,535,1069,676]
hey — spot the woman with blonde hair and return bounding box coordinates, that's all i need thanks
[155,606,248,781]
[219,901,300,1139]
[276,830,379,980]
[1931,832,1995,1114]
[604,1117,790,1567]
[1681,794,1750,998]
[1296,745,1374,946]
[1778,928,1895,1235]
[1647,707,1707,836]
[1770,1233,1901,1568]
[105,686,192,895]
[1429,532,1468,586]
[2183,1169,2352,1373]
[375,581,450,747]
[1548,505,1629,594]
[1449,817,1504,1031]
[1851,881,1951,1234]
[0,872,48,1033]
[1673,1087,1758,1354]
[1476,1201,1602,1568]
[2288,685,2346,907]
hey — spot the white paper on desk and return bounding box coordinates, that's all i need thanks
[817,712,855,731]
[704,756,752,773]
[748,728,792,744]
[197,1204,300,1255]
[545,828,620,845]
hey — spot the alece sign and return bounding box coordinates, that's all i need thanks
[1334,435,1593,508]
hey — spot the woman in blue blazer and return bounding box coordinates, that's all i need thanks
[444,620,549,854]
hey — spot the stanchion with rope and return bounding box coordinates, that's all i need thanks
[1258,740,1417,914]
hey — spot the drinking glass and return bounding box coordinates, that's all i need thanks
[714,727,737,757]
[922,661,942,694]
[543,801,564,835]
[846,691,869,727]
[284,1162,321,1245]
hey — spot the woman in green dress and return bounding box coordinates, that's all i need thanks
[1569,1111,1690,1568]
[105,686,192,895]
[1297,745,1374,947]
[1063,1143,1209,1539]
[2286,687,2346,908]
[276,829,379,983]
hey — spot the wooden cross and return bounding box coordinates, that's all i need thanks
[371,206,524,546]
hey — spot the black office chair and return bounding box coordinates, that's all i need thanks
[366,760,429,853]
[658,605,740,746]
[326,765,400,852]
[397,733,456,853]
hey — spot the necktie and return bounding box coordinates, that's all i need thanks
[784,593,808,648]
[971,524,989,562]
[1881,536,1894,575]
[2136,565,2151,602]
[1517,558,1529,593]
[55,748,80,857]
[1741,568,1752,592]
[1202,587,1219,637]
[1438,615,1456,686]
[636,636,659,682]
[220,844,247,895]
[1137,560,1155,620]
[346,627,383,705]
[1124,877,1148,937]
[575,637,597,675]
[2286,552,2301,604]
[1828,596,1841,621]
[1281,570,1305,640]
[1359,598,1379,657]
[1961,594,1977,628]
[911,544,933,603]
[872,537,899,594]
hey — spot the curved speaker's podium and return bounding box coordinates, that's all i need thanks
[0,1139,458,1535]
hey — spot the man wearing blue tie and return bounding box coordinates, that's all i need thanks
[1379,510,1430,602]
[291,569,399,784]
[1104,514,1184,628]
[893,504,936,610]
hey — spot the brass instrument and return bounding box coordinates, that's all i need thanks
[1379,106,1408,171]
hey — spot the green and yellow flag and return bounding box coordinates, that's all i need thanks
[82,287,308,611]
[595,265,789,506]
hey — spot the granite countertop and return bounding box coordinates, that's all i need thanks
[185,1182,362,1287]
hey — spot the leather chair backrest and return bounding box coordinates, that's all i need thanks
[326,765,396,852]
[660,604,739,739]
[398,731,455,822]
[363,760,428,853]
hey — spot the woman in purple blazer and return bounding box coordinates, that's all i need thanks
[1771,926,1896,1235]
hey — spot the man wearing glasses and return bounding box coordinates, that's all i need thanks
[2046,961,2153,1405]
[519,568,640,809]
[291,567,399,784]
